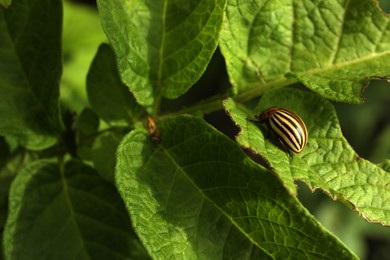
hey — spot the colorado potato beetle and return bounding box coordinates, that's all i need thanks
[256,107,308,154]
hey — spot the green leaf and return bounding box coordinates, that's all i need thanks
[61,1,107,112]
[0,151,35,200]
[0,0,63,149]
[75,108,100,137]
[3,159,149,259]
[92,131,122,183]
[97,0,226,109]
[220,0,390,103]
[75,108,100,161]
[378,160,390,172]
[224,88,390,226]
[87,44,145,126]
[0,0,11,8]
[1,150,36,260]
[370,124,390,163]
[116,115,357,259]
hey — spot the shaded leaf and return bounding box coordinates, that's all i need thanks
[3,159,148,259]
[1,150,36,260]
[370,124,390,163]
[75,108,100,137]
[116,115,356,259]
[220,0,390,103]
[92,131,122,183]
[0,150,35,200]
[224,88,390,226]
[75,108,100,161]
[87,44,145,125]
[0,137,10,169]
[0,0,63,149]
[97,0,226,109]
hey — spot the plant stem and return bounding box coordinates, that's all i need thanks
[161,78,295,118]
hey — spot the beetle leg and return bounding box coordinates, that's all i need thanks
[246,117,258,124]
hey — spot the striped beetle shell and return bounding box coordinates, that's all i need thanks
[257,107,308,153]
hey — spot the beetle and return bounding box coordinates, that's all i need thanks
[146,116,160,143]
[255,107,308,154]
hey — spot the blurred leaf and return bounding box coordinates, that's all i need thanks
[0,137,10,169]
[116,115,356,259]
[378,0,390,12]
[299,181,390,259]
[97,0,226,109]
[0,0,63,149]
[220,0,390,103]
[75,108,100,136]
[296,182,367,258]
[3,159,149,259]
[92,131,122,183]
[0,0,11,8]
[335,80,390,160]
[316,199,367,258]
[61,1,107,112]
[224,88,390,226]
[87,44,145,126]
[75,108,100,161]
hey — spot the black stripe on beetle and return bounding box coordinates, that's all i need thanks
[271,111,304,148]
[255,107,308,154]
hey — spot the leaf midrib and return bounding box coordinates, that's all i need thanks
[3,6,59,133]
[157,0,168,89]
[159,140,271,257]
[304,50,390,77]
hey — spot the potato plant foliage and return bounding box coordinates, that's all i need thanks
[1,0,389,259]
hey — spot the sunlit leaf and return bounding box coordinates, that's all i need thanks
[220,0,390,103]
[97,0,226,109]
[224,88,390,226]
[87,44,145,125]
[116,115,357,259]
